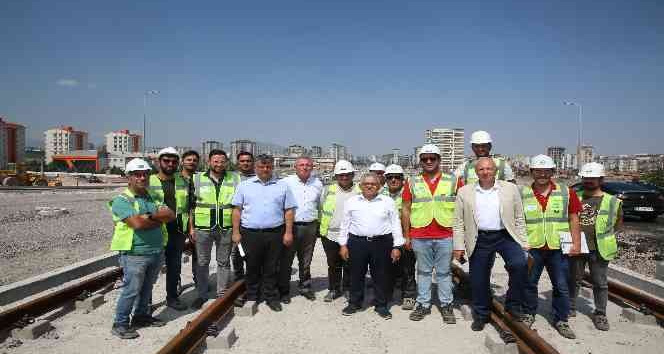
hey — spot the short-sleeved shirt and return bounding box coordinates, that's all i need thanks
[231,175,298,229]
[111,193,163,255]
[579,194,623,251]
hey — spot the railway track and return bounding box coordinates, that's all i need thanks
[583,273,664,322]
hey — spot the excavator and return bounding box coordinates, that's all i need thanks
[0,163,62,186]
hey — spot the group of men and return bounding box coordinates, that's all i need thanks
[108,130,622,343]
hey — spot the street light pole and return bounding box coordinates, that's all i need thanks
[143,90,159,154]
[563,101,582,168]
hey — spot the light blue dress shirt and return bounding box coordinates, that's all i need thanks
[232,175,298,229]
[282,174,323,222]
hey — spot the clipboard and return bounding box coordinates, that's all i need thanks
[559,231,589,254]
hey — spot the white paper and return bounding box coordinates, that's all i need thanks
[237,243,246,257]
[559,231,589,254]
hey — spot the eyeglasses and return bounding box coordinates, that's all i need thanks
[420,157,438,162]
[386,175,403,180]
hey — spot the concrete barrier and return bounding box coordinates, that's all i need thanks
[607,264,664,302]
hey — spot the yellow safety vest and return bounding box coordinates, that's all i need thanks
[521,183,570,249]
[382,187,403,212]
[109,189,168,251]
[193,171,240,229]
[319,184,360,237]
[579,191,621,260]
[147,174,190,233]
[409,173,457,228]
[462,157,507,185]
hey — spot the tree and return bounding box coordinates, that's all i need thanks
[641,169,664,188]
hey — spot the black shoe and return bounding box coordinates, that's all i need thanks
[471,319,487,331]
[375,307,392,320]
[280,295,291,304]
[342,304,361,316]
[300,290,316,301]
[111,324,139,339]
[131,315,166,328]
[234,295,246,307]
[324,290,341,302]
[167,298,188,311]
[440,304,456,324]
[190,297,207,310]
[267,301,282,312]
[409,303,431,321]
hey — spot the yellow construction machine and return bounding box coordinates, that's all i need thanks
[0,163,61,186]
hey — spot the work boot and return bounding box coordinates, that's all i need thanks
[324,290,341,302]
[593,313,610,331]
[521,314,535,328]
[300,290,316,301]
[471,319,487,331]
[409,303,431,321]
[440,304,456,324]
[131,315,166,328]
[167,298,188,311]
[402,298,416,311]
[111,324,139,339]
[374,307,392,320]
[554,321,576,339]
[267,301,282,312]
[342,304,361,316]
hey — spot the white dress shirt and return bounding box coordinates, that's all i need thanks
[338,194,405,247]
[474,183,504,231]
[283,174,323,222]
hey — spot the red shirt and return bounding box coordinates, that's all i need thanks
[531,181,581,250]
[402,173,463,239]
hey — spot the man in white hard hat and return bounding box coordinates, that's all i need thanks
[402,144,460,324]
[147,147,190,311]
[383,164,417,310]
[369,162,387,189]
[109,158,175,339]
[318,160,359,301]
[568,162,622,331]
[455,130,515,184]
[521,154,582,339]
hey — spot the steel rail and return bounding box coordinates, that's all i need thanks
[582,275,664,321]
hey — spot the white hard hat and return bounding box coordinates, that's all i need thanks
[419,144,441,157]
[530,154,556,169]
[125,158,152,173]
[385,164,404,175]
[470,130,493,144]
[369,162,386,172]
[157,147,179,159]
[334,160,355,175]
[579,162,605,178]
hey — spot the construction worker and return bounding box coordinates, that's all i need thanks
[402,144,458,324]
[109,158,174,339]
[521,154,582,339]
[383,164,417,310]
[369,162,387,189]
[190,149,241,309]
[455,130,516,184]
[568,162,622,331]
[180,150,200,293]
[148,147,190,311]
[319,160,359,302]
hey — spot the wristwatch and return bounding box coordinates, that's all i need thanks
[146,212,154,221]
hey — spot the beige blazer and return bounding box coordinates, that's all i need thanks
[453,180,527,256]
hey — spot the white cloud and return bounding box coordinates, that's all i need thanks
[57,79,79,87]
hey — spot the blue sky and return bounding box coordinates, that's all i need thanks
[1,0,662,156]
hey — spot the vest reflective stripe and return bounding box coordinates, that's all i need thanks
[109,189,168,251]
[521,183,570,249]
[193,171,240,229]
[147,174,190,233]
[381,187,404,211]
[463,157,507,185]
[319,184,360,237]
[409,174,457,228]
[579,191,621,260]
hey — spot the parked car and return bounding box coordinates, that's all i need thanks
[572,181,664,221]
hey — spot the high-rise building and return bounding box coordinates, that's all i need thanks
[44,126,88,163]
[201,140,222,164]
[580,145,594,166]
[230,139,257,163]
[328,143,348,162]
[0,119,7,169]
[105,129,142,154]
[0,117,26,168]
[288,144,306,157]
[425,128,464,172]
[546,146,566,169]
[310,146,322,157]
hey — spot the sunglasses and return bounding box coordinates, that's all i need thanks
[386,175,403,180]
[420,157,438,162]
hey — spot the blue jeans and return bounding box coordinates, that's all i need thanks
[412,238,453,307]
[114,252,164,326]
[524,248,570,323]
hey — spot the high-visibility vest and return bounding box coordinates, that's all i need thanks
[109,189,167,251]
[462,157,507,185]
[382,187,403,212]
[409,173,457,228]
[148,174,189,233]
[579,191,621,260]
[193,171,240,229]
[521,183,570,249]
[319,184,360,237]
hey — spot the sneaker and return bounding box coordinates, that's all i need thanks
[324,290,341,302]
[375,307,392,320]
[440,304,456,324]
[190,297,208,310]
[521,314,535,328]
[111,324,139,339]
[300,290,316,301]
[471,319,487,331]
[593,313,610,331]
[402,298,416,311]
[167,298,188,311]
[555,321,576,339]
[342,304,361,316]
[267,301,282,312]
[131,315,166,328]
[409,303,431,321]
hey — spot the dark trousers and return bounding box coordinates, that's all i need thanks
[469,230,528,322]
[348,234,393,309]
[165,231,186,301]
[388,248,417,300]
[278,222,318,296]
[240,226,284,303]
[231,245,245,281]
[321,236,351,291]
[525,248,570,323]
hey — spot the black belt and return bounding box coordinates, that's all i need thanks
[241,225,284,233]
[478,229,506,235]
[294,221,317,226]
[350,233,392,241]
